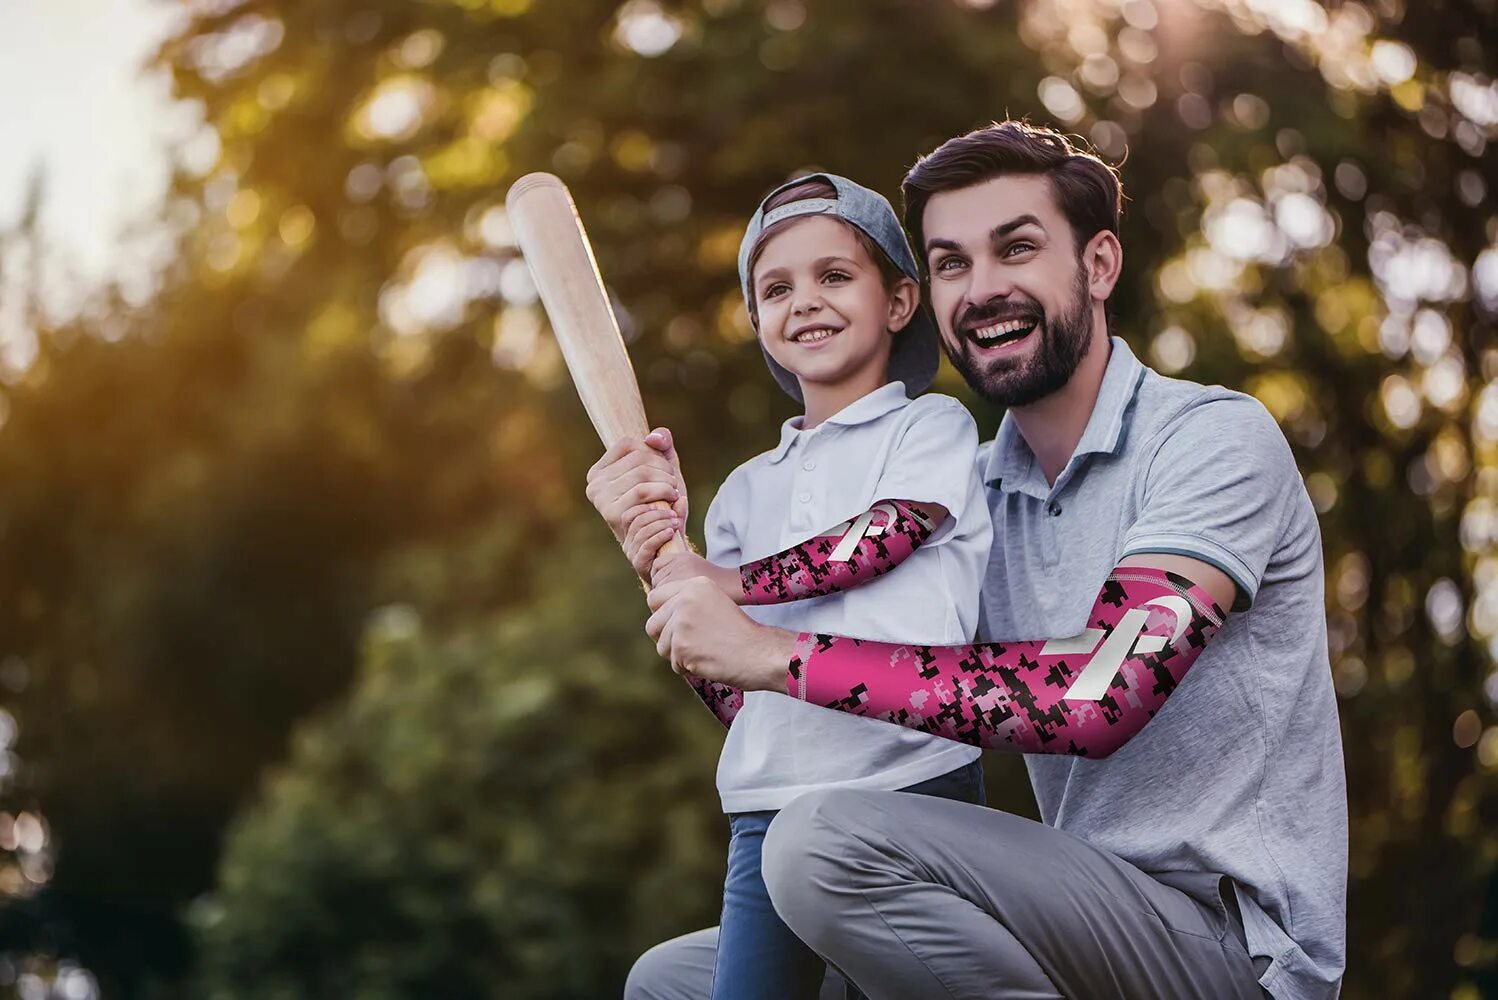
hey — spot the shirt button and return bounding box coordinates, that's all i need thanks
[802,459,816,471]
[1046,501,1063,517]
[798,491,812,503]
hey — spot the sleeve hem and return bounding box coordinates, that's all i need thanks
[1119,532,1259,608]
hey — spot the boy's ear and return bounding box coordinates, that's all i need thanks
[887,277,920,334]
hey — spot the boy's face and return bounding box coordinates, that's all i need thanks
[920,174,1098,407]
[751,215,909,396]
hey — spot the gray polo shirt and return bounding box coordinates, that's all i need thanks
[978,337,1347,1000]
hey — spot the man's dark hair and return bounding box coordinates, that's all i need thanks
[900,121,1123,271]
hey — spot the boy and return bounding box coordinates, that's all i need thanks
[605,173,992,1000]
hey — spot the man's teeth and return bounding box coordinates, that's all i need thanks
[971,319,1037,345]
[792,328,839,343]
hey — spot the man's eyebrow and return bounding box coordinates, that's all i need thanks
[925,216,1044,255]
[991,214,1044,241]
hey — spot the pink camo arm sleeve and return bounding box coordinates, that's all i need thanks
[687,676,743,729]
[785,567,1226,758]
[739,499,939,605]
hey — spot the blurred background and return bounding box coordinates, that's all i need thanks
[0,0,1493,997]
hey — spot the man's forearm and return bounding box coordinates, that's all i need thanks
[678,618,798,728]
[784,568,1225,758]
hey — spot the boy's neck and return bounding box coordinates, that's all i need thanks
[800,368,892,430]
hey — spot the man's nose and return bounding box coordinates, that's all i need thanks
[964,258,1016,308]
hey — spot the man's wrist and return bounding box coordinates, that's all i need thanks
[724,566,748,606]
[746,624,797,692]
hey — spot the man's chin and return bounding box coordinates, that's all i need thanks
[957,358,1066,408]
[951,351,1026,399]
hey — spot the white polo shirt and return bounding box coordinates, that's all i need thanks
[703,381,991,813]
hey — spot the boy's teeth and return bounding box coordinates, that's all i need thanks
[793,328,837,342]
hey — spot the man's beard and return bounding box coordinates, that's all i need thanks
[944,264,1094,408]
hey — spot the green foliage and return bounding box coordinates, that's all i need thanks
[0,0,1493,997]
[192,530,725,1000]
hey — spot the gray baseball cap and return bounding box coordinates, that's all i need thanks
[736,172,939,404]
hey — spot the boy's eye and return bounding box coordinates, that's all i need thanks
[762,282,790,299]
[822,270,850,283]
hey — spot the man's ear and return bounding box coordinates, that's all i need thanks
[1084,230,1123,303]
[887,276,921,334]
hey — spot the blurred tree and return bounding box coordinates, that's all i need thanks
[0,0,1492,997]
[191,530,725,1000]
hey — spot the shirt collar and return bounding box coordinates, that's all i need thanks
[767,381,910,463]
[983,336,1146,493]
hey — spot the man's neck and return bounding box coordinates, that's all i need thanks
[1010,325,1112,486]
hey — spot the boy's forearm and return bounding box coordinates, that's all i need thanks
[685,676,744,729]
[739,499,940,605]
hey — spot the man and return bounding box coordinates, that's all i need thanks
[590,121,1347,999]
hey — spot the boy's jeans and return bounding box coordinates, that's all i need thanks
[710,759,986,1000]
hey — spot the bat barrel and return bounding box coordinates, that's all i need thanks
[506,172,651,446]
[506,173,686,556]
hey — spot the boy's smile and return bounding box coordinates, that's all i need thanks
[788,321,845,346]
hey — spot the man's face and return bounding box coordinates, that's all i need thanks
[921,174,1096,407]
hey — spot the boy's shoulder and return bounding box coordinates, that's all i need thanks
[903,390,974,422]
[723,391,977,487]
[714,440,784,501]
[885,392,978,448]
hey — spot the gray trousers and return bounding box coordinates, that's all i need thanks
[625,790,1266,1000]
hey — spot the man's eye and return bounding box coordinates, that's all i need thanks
[934,256,967,273]
[1005,241,1037,257]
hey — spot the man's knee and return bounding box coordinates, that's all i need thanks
[622,929,716,1000]
[763,789,887,947]
[621,943,671,1000]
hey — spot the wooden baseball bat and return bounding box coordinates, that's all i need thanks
[505,171,685,556]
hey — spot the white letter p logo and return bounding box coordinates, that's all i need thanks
[1042,596,1193,701]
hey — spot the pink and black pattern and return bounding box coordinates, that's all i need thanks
[688,676,744,730]
[785,567,1226,758]
[740,499,938,605]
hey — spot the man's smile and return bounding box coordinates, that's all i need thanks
[958,308,1042,355]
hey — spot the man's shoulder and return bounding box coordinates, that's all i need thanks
[1132,368,1287,460]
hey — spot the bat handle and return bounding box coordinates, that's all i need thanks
[657,518,688,556]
